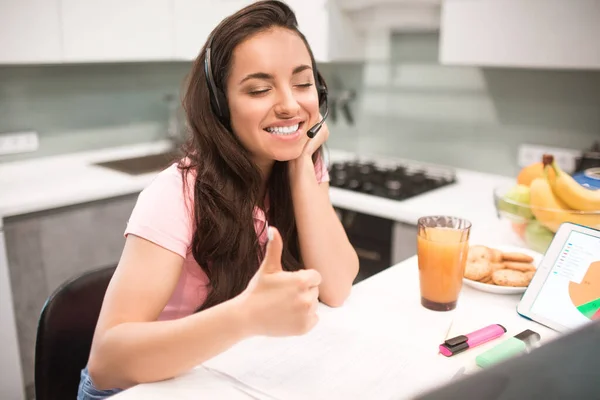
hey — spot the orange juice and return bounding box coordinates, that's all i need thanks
[418,224,470,311]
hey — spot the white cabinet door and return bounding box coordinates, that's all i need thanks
[0,0,62,64]
[173,0,255,60]
[288,0,330,62]
[440,0,600,70]
[174,0,363,62]
[60,0,174,62]
[289,0,364,62]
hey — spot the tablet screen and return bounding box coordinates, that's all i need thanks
[529,230,600,330]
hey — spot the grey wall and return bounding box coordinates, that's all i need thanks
[0,62,192,162]
[1,32,599,175]
[323,33,600,176]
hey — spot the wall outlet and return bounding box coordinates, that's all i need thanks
[518,143,582,174]
[0,131,39,156]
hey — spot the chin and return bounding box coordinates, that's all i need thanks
[271,147,304,162]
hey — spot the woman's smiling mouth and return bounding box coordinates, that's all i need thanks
[264,120,304,138]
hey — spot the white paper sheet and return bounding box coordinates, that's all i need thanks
[204,306,456,400]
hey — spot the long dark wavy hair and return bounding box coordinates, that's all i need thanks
[178,0,325,312]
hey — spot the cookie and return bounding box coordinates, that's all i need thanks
[489,248,503,263]
[491,263,505,273]
[524,270,536,282]
[480,276,494,284]
[502,252,534,264]
[468,246,492,263]
[504,262,536,272]
[492,269,529,287]
[465,260,492,281]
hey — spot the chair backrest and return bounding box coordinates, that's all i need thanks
[34,265,116,400]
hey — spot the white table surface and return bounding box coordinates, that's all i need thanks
[112,255,559,400]
[0,141,523,399]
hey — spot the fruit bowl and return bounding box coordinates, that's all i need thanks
[493,183,600,253]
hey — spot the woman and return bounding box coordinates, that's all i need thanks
[77,1,359,398]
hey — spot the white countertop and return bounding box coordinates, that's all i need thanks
[0,141,174,222]
[112,256,559,400]
[0,141,516,245]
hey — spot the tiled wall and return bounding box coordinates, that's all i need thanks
[2,32,599,176]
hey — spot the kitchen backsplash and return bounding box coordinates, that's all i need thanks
[324,33,600,176]
[1,32,599,176]
[0,62,192,162]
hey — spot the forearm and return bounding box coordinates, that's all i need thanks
[289,156,359,306]
[89,296,250,390]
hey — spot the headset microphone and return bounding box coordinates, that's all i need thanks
[307,87,329,139]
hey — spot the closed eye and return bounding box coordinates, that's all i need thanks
[249,89,270,96]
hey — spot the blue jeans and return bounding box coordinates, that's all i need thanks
[77,366,122,400]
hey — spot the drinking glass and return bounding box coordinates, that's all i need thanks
[417,216,472,311]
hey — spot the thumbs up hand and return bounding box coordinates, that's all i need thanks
[238,226,321,337]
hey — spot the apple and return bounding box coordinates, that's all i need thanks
[525,221,555,253]
[498,184,534,220]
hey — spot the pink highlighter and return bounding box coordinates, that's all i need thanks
[439,324,506,357]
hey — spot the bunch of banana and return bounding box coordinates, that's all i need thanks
[529,155,600,232]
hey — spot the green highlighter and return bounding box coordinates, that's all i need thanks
[476,329,541,369]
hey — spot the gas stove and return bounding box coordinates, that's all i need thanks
[329,158,457,201]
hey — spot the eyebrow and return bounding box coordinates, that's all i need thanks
[239,64,312,84]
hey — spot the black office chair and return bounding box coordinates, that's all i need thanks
[34,265,116,400]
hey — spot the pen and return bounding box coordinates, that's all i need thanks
[439,324,507,357]
[476,329,541,369]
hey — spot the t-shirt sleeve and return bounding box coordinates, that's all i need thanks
[124,164,194,259]
[314,151,330,184]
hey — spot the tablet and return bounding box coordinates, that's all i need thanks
[517,222,600,333]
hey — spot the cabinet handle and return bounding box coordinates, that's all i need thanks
[355,247,382,261]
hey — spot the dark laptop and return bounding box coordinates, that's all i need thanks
[415,320,600,400]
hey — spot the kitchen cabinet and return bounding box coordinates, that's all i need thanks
[337,0,441,33]
[391,222,418,265]
[173,0,255,60]
[60,0,174,62]
[0,0,62,64]
[3,194,138,397]
[1,0,366,64]
[440,0,600,70]
[173,0,364,62]
[335,207,417,284]
[289,0,364,62]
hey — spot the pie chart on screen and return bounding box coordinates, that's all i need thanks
[569,261,600,320]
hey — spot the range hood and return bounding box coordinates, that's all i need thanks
[337,0,441,32]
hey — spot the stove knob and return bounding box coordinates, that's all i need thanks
[362,182,375,194]
[358,163,375,175]
[348,179,361,191]
[385,180,402,198]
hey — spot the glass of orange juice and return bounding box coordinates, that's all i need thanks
[417,216,471,311]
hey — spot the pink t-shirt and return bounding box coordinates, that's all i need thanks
[124,157,330,321]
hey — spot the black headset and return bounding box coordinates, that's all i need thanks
[204,35,329,138]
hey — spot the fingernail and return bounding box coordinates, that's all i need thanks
[267,227,274,242]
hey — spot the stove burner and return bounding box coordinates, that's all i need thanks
[329,160,456,201]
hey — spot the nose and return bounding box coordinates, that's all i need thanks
[273,87,300,116]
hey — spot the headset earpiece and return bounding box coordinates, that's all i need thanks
[315,70,328,109]
[204,44,230,128]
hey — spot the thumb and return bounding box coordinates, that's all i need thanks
[261,226,283,274]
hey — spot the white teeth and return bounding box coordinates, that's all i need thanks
[266,124,299,135]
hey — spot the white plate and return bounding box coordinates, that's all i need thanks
[462,244,544,295]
